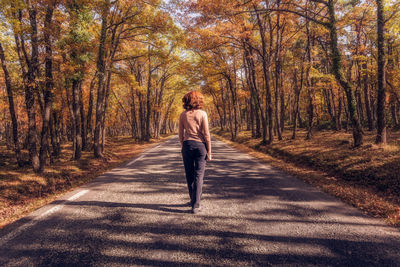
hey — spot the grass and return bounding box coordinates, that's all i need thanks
[212,128,400,227]
[0,135,173,228]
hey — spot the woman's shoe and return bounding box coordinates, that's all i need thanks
[191,206,202,214]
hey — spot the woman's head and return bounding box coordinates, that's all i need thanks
[182,91,204,110]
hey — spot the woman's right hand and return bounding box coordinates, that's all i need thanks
[207,153,212,161]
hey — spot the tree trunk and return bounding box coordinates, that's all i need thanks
[0,42,23,166]
[330,87,339,130]
[145,51,152,141]
[390,96,399,127]
[226,81,234,140]
[375,0,387,143]
[274,3,282,141]
[161,97,175,135]
[101,68,112,152]
[292,68,300,139]
[244,45,263,139]
[362,62,374,131]
[226,75,238,140]
[39,3,54,172]
[248,99,253,133]
[305,18,314,140]
[220,83,227,130]
[94,1,109,158]
[86,73,96,142]
[25,6,40,171]
[356,88,363,123]
[51,111,61,157]
[327,2,363,146]
[130,88,138,138]
[387,39,397,128]
[72,79,82,159]
[306,85,314,139]
[280,82,285,135]
[79,82,87,151]
[254,6,273,144]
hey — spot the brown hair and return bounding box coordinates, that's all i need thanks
[182,91,204,110]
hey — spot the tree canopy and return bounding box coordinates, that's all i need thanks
[1,0,400,172]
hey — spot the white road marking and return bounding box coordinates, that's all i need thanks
[126,143,164,166]
[127,155,145,166]
[0,140,169,246]
[0,189,89,247]
[40,205,62,217]
[0,219,39,247]
[153,144,161,150]
[68,189,89,201]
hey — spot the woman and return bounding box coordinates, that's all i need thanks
[179,91,212,214]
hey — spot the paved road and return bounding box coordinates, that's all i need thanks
[0,136,399,266]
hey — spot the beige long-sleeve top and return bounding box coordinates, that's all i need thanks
[179,109,211,152]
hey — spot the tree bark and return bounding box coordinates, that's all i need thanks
[274,1,282,140]
[0,42,23,166]
[78,82,86,151]
[362,62,374,131]
[161,97,175,135]
[72,79,82,159]
[50,111,61,156]
[145,49,152,141]
[387,39,398,128]
[101,68,112,152]
[327,1,363,146]
[375,0,386,144]
[86,73,96,143]
[226,74,238,140]
[94,1,109,158]
[244,45,263,138]
[39,2,55,172]
[292,66,304,139]
[25,5,40,171]
[130,87,138,138]
[254,6,273,144]
[292,69,299,139]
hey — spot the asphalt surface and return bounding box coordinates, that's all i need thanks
[0,136,399,266]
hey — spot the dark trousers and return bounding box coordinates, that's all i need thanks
[181,140,207,208]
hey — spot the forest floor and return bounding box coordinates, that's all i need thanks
[0,135,172,228]
[212,128,400,227]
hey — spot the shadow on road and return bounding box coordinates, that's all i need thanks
[0,136,399,266]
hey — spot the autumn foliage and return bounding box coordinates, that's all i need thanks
[0,0,190,172]
[174,0,400,147]
[1,0,400,224]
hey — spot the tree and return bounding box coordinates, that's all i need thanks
[375,0,386,144]
[0,41,23,166]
